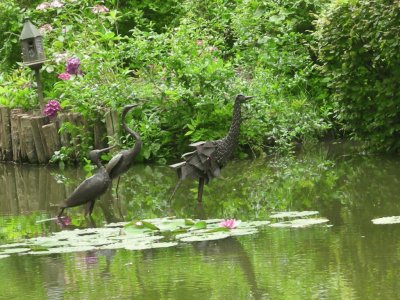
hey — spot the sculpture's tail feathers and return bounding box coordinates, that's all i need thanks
[170,141,221,183]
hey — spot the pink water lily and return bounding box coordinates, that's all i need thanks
[219,219,238,229]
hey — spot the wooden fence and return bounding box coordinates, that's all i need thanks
[0,106,119,164]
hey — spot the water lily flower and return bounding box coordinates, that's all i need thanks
[50,0,64,8]
[58,72,71,80]
[36,2,50,10]
[219,219,238,229]
[43,100,61,117]
[135,221,143,226]
[92,4,109,14]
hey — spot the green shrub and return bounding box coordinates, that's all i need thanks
[314,0,400,152]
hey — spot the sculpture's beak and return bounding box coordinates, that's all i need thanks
[244,96,254,100]
[98,145,115,153]
[125,104,139,109]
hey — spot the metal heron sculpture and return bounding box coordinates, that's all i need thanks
[58,145,113,217]
[105,104,142,194]
[170,94,253,203]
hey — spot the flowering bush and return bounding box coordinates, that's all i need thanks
[65,57,82,75]
[57,72,71,80]
[43,100,61,117]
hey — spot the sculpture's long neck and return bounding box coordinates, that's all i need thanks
[123,122,142,158]
[224,99,242,145]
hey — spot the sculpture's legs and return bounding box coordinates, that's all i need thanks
[114,177,124,219]
[168,180,182,203]
[197,177,205,203]
[85,200,96,216]
[58,207,65,218]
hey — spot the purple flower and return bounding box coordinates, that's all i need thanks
[66,57,81,75]
[44,100,61,117]
[219,219,238,229]
[57,72,71,80]
[92,4,109,14]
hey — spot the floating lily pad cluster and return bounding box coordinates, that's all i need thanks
[0,211,330,257]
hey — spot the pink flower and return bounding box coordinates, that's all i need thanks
[58,72,71,80]
[219,219,238,229]
[50,0,64,8]
[56,216,71,228]
[92,4,109,14]
[36,2,50,10]
[44,100,61,117]
[39,24,53,34]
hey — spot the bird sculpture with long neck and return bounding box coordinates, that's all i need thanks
[58,145,114,217]
[170,94,253,203]
[105,104,142,196]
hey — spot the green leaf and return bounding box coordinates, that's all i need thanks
[193,221,207,229]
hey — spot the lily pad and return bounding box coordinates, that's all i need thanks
[0,243,29,249]
[372,216,400,225]
[269,211,319,219]
[270,218,329,228]
[0,247,31,254]
[179,232,231,242]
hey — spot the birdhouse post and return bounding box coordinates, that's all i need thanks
[19,17,46,111]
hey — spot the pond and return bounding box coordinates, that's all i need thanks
[1,142,400,299]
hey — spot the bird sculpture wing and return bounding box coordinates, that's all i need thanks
[170,141,221,183]
[61,170,110,208]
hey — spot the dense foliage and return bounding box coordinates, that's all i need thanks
[314,0,400,152]
[0,0,399,163]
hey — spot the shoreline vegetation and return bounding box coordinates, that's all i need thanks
[1,0,399,165]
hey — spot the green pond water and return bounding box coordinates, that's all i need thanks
[1,143,400,299]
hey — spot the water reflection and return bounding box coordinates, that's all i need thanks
[2,145,400,299]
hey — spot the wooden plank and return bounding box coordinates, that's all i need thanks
[30,116,49,164]
[10,110,23,162]
[105,109,120,145]
[42,123,61,160]
[2,107,12,160]
[93,121,107,149]
[20,115,38,163]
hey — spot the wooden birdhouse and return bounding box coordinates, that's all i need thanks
[19,18,46,68]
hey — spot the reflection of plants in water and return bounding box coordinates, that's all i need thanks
[114,150,346,220]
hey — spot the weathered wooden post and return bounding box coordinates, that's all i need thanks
[10,109,24,162]
[105,109,120,145]
[0,106,12,161]
[30,116,49,163]
[42,122,61,160]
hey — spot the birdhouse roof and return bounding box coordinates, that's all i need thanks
[19,18,42,40]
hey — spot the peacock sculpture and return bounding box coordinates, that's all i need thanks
[170,94,253,203]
